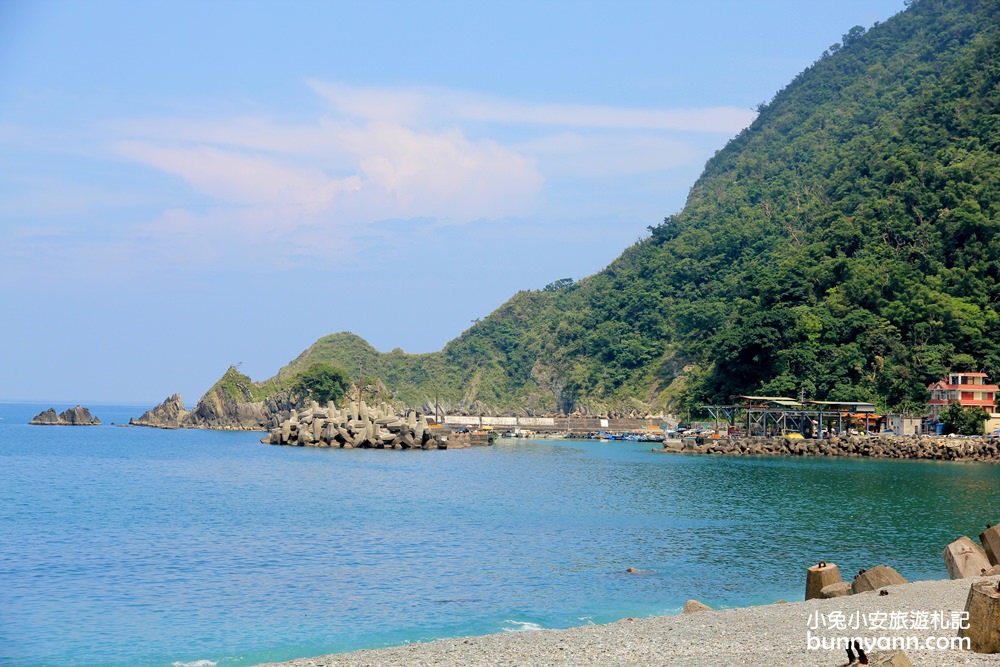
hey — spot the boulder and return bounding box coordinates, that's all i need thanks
[943,537,992,579]
[682,599,712,614]
[851,565,908,594]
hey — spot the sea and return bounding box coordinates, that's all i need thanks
[2,401,998,667]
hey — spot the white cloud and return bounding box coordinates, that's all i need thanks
[343,122,541,220]
[308,81,756,133]
[520,133,702,180]
[116,140,362,211]
[112,87,550,237]
[5,81,753,279]
[308,81,430,125]
[455,100,756,133]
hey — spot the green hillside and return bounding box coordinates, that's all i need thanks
[200,0,1000,419]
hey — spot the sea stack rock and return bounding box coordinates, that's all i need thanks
[29,406,101,425]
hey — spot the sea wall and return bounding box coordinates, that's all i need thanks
[657,434,1000,462]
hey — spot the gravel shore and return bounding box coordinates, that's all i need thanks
[255,576,999,666]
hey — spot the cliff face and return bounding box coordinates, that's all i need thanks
[181,388,298,431]
[30,406,101,425]
[132,371,301,432]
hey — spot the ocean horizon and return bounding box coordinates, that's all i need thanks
[2,401,997,667]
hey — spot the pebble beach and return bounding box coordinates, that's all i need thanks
[256,577,1000,667]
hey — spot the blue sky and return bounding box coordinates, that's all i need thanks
[1,0,906,405]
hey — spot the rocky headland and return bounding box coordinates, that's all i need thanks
[130,388,298,431]
[29,406,101,426]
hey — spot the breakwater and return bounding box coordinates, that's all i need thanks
[262,399,475,449]
[657,434,1000,462]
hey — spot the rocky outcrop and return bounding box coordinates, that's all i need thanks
[129,393,189,428]
[263,399,464,450]
[184,392,271,430]
[131,384,298,432]
[29,406,101,426]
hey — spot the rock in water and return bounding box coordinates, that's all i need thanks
[129,394,189,428]
[30,406,101,426]
[29,408,60,425]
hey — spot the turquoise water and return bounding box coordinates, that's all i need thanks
[2,402,999,667]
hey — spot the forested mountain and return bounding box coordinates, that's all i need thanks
[196,0,1000,420]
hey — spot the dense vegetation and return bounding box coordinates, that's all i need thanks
[205,0,1000,417]
[940,403,991,435]
[291,363,350,405]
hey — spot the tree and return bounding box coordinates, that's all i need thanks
[293,363,350,406]
[543,278,574,292]
[842,26,866,47]
[939,402,989,435]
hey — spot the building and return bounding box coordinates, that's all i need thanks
[927,372,1000,432]
[885,414,922,436]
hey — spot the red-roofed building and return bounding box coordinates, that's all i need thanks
[927,372,999,427]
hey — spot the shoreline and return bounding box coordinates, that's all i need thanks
[254,576,998,667]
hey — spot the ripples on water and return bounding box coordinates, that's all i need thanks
[1,403,998,667]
